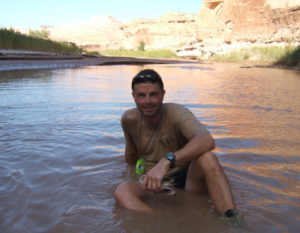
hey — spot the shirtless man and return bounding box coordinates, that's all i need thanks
[114,69,243,225]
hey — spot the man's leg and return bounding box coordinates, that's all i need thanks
[185,151,236,213]
[114,182,153,211]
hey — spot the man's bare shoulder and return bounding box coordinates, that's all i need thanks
[164,103,191,115]
[121,108,140,125]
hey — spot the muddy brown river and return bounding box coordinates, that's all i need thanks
[0,63,299,232]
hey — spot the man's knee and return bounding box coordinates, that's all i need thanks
[114,182,130,206]
[114,182,147,207]
[197,151,222,173]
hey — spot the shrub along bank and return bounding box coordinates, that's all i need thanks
[206,45,300,67]
[0,28,82,54]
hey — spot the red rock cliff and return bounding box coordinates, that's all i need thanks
[175,0,300,58]
[196,0,300,45]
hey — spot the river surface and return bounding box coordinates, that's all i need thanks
[0,64,300,233]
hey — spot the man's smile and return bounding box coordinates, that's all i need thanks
[144,106,155,111]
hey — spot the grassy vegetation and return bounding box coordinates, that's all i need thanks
[84,50,100,55]
[0,28,82,54]
[274,45,300,66]
[28,29,50,39]
[98,49,178,58]
[206,45,300,66]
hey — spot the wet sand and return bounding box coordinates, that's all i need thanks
[1,53,299,72]
[0,52,199,71]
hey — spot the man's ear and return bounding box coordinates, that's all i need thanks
[162,89,166,99]
[132,91,136,101]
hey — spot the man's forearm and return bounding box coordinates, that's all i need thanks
[144,133,215,192]
[125,149,139,164]
[173,133,215,166]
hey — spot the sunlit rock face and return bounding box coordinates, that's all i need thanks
[195,0,300,45]
[176,0,300,58]
[119,12,197,50]
[41,16,124,50]
[35,0,300,56]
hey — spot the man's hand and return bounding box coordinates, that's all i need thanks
[142,158,170,193]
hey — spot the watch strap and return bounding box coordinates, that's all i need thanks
[165,152,175,168]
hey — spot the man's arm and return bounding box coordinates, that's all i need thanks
[121,112,139,164]
[125,145,139,164]
[142,132,215,192]
[122,126,139,164]
[173,132,215,165]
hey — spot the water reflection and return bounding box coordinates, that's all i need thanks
[0,64,300,232]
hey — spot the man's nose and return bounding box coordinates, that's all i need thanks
[145,95,151,104]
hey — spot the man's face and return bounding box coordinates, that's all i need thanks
[132,82,165,119]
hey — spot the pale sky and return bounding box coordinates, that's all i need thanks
[1,0,204,30]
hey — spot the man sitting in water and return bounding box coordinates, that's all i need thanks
[114,69,243,226]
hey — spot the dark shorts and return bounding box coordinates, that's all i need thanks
[169,164,190,189]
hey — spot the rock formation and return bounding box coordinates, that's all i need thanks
[177,0,300,58]
[196,0,300,44]
[13,0,300,58]
[40,16,124,50]
[119,12,197,50]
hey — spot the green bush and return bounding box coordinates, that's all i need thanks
[138,41,145,51]
[119,46,126,51]
[207,45,300,66]
[275,45,300,66]
[243,53,250,60]
[83,50,100,55]
[0,28,82,54]
[28,29,50,39]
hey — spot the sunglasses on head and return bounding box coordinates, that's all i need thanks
[132,73,158,82]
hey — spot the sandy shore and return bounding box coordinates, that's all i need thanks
[1,50,298,71]
[0,50,199,71]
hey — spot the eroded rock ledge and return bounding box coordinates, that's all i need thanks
[177,0,300,59]
[119,12,197,50]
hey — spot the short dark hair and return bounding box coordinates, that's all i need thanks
[131,69,164,91]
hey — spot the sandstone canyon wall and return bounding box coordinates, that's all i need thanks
[30,0,300,57]
[196,0,300,44]
[119,12,197,50]
[41,16,124,50]
[177,0,300,58]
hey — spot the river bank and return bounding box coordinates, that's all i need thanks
[225,60,300,71]
[0,49,299,72]
[0,50,197,71]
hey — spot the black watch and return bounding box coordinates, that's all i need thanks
[165,152,175,168]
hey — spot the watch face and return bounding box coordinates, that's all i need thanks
[166,153,175,160]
